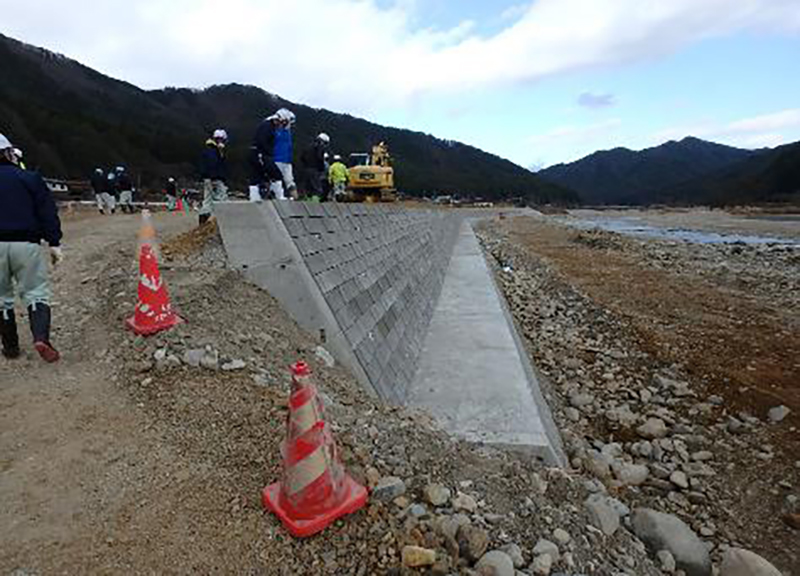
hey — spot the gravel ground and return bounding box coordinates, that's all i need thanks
[476,213,799,574]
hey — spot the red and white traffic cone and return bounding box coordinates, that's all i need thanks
[262,361,368,537]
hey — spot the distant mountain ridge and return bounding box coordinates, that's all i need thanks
[539,137,762,205]
[0,33,576,204]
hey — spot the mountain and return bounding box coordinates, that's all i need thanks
[660,141,800,205]
[0,33,576,204]
[539,137,760,205]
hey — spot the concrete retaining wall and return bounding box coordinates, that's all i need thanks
[217,201,460,402]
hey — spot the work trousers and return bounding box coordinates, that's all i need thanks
[200,179,228,216]
[0,242,51,311]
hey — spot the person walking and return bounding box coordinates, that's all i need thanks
[165,177,177,211]
[248,108,296,202]
[104,168,118,214]
[90,167,110,214]
[199,129,228,225]
[115,166,135,213]
[0,133,63,362]
[328,155,350,201]
[300,133,330,201]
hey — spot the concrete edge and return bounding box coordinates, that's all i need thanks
[468,217,567,467]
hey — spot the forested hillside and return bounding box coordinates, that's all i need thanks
[0,33,576,204]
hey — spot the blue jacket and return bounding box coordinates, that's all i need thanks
[0,163,62,247]
[200,140,227,181]
[273,127,292,163]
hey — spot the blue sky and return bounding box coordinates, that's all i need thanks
[2,0,800,168]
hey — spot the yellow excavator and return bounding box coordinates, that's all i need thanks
[345,142,396,202]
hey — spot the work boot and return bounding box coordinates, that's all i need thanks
[28,304,60,363]
[1,309,20,359]
[199,213,210,226]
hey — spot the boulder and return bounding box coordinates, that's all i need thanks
[631,508,711,576]
[476,550,516,576]
[720,548,783,576]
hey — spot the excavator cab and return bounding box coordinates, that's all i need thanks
[345,142,396,202]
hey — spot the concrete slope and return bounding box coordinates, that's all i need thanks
[408,220,565,465]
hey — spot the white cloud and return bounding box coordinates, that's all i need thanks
[652,108,800,149]
[578,92,617,109]
[1,0,799,117]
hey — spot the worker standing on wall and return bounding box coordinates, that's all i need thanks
[300,133,330,201]
[328,155,350,201]
[199,129,228,225]
[90,168,110,214]
[115,166,135,214]
[0,133,63,363]
[165,177,177,211]
[248,108,296,202]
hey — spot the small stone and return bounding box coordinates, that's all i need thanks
[314,345,335,368]
[613,462,649,486]
[476,550,515,576]
[499,543,525,569]
[552,528,571,545]
[564,407,581,422]
[200,349,219,370]
[657,549,677,573]
[532,539,559,562]
[670,471,690,490]
[530,472,548,495]
[631,508,711,576]
[691,451,713,462]
[452,491,478,513]
[183,348,204,367]
[570,392,595,408]
[365,467,381,488]
[402,545,436,567]
[720,547,782,575]
[372,476,406,501]
[585,494,622,535]
[638,418,669,439]
[408,503,427,518]
[424,483,451,507]
[221,359,246,371]
[768,405,790,423]
[531,553,553,576]
[458,525,490,562]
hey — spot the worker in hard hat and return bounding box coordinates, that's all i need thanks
[0,133,62,362]
[165,177,177,211]
[90,168,107,214]
[328,154,350,201]
[248,108,296,202]
[199,129,228,225]
[104,167,118,214]
[300,133,330,201]
[115,165,135,214]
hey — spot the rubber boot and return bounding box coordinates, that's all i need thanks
[1,309,20,359]
[28,304,60,363]
[199,213,210,226]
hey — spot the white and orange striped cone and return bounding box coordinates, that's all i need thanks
[262,361,368,537]
[125,210,184,335]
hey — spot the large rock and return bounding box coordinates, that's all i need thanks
[458,525,490,563]
[476,550,516,576]
[720,548,783,576]
[631,508,711,576]
[613,462,649,486]
[768,405,790,423]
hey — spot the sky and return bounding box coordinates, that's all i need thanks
[2,0,800,168]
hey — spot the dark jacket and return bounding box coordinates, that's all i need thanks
[165,181,177,196]
[105,172,117,195]
[0,163,62,246]
[200,140,227,181]
[301,140,328,171]
[90,171,105,194]
[252,120,277,161]
[116,171,133,191]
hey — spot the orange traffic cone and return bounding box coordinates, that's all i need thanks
[262,361,368,537]
[126,210,184,336]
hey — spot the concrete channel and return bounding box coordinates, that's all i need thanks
[216,201,564,465]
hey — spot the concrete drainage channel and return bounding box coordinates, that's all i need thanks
[216,201,565,465]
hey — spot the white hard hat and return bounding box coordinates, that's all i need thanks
[116,165,125,172]
[213,128,228,140]
[0,133,13,150]
[269,108,295,124]
[168,177,175,182]
[317,132,330,143]
[333,154,342,161]
[95,168,103,174]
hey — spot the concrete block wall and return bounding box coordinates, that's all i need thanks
[273,201,460,402]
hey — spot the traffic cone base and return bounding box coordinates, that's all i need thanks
[125,312,183,336]
[262,473,368,538]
